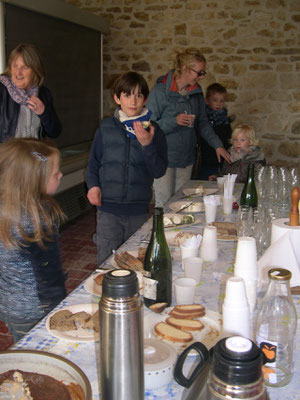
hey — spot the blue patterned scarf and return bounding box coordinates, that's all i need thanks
[206,105,230,126]
[0,75,38,105]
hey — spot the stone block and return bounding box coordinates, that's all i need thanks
[175,24,186,35]
[249,64,272,71]
[213,64,230,74]
[279,142,300,158]
[132,61,150,72]
[292,120,300,135]
[287,101,300,113]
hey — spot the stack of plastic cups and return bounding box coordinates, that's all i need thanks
[200,226,218,262]
[222,276,251,339]
[234,236,258,313]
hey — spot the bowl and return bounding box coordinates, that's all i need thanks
[144,339,177,389]
[0,349,92,399]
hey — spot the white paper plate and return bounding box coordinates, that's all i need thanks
[183,188,218,197]
[164,230,199,247]
[168,201,205,213]
[84,270,109,297]
[46,304,99,342]
[144,307,221,354]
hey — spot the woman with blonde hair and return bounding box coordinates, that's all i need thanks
[220,124,266,182]
[0,138,66,342]
[0,43,61,142]
[147,47,230,205]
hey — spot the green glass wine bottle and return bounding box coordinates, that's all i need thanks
[240,163,258,208]
[143,207,172,308]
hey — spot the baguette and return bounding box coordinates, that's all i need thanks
[154,321,193,343]
[166,317,204,331]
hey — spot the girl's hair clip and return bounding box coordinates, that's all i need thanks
[31,151,47,162]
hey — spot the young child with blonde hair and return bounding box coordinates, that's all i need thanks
[0,138,66,342]
[221,124,266,182]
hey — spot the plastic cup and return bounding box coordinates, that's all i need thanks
[200,225,218,262]
[222,276,251,339]
[180,244,199,261]
[234,237,257,281]
[174,277,197,305]
[223,196,233,214]
[183,257,203,284]
[187,114,195,127]
[217,177,225,193]
[205,203,217,223]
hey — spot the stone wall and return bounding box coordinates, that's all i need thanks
[64,0,300,166]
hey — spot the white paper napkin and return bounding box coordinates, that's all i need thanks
[203,195,221,205]
[183,234,202,248]
[258,231,300,287]
[224,174,237,198]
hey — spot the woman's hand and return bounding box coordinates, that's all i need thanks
[87,186,102,206]
[216,147,231,164]
[134,121,154,146]
[27,96,45,115]
[176,113,194,126]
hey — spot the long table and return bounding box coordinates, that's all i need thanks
[13,181,300,400]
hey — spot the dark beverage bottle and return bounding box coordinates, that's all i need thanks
[143,207,172,307]
[240,163,258,208]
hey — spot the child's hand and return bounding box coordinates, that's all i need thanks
[87,186,102,206]
[134,121,154,146]
[209,175,217,181]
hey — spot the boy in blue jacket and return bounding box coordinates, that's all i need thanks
[86,72,168,264]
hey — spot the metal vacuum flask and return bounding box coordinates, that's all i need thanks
[99,269,144,400]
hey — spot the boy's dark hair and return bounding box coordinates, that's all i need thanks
[113,72,149,99]
[206,83,227,99]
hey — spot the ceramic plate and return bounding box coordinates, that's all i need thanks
[144,307,221,354]
[0,350,92,400]
[164,229,199,247]
[168,201,205,213]
[46,304,99,342]
[183,188,218,197]
[84,270,109,297]
[163,213,201,229]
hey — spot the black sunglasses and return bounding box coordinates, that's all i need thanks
[190,67,207,77]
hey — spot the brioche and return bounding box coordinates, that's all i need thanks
[166,317,204,331]
[154,322,193,343]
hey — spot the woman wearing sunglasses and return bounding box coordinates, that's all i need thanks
[147,47,230,206]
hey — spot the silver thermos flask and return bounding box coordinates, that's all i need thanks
[99,269,144,400]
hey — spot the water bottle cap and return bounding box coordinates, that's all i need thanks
[212,336,263,385]
[102,269,139,298]
[268,268,291,281]
[225,336,252,353]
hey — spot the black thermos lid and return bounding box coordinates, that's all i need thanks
[102,269,139,298]
[211,336,263,385]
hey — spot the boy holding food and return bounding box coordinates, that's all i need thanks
[86,72,168,264]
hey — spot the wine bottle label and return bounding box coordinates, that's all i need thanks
[143,276,158,300]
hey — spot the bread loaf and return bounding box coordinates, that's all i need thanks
[166,317,204,331]
[114,251,143,272]
[154,322,193,343]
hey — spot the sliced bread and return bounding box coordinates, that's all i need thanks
[166,317,204,331]
[149,302,168,314]
[173,304,206,314]
[169,309,204,319]
[94,273,105,286]
[154,321,193,343]
[49,310,76,331]
[82,311,99,332]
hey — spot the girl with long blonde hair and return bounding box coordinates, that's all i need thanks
[0,138,66,342]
